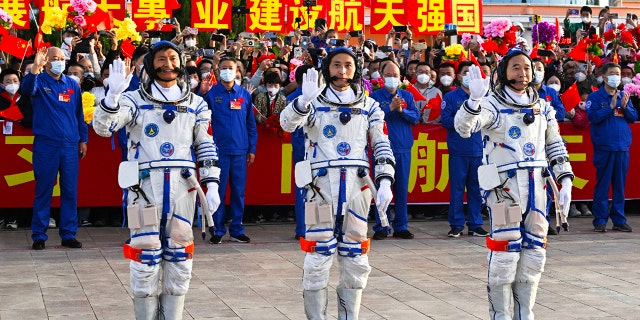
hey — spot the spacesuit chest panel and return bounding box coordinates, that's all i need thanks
[484,102,548,171]
[134,106,196,162]
[309,104,370,162]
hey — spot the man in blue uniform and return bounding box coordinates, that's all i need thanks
[370,60,420,240]
[440,61,488,237]
[24,47,88,250]
[202,57,258,244]
[586,62,638,232]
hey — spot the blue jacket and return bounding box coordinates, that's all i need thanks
[586,86,638,151]
[441,87,482,157]
[286,87,305,149]
[203,83,258,155]
[22,72,88,144]
[538,84,566,121]
[370,87,419,153]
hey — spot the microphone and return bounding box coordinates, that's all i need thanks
[330,76,355,83]
[507,79,517,85]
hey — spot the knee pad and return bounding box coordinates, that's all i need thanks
[342,209,368,243]
[162,259,193,296]
[130,259,160,297]
[487,251,520,286]
[516,249,546,284]
[302,253,333,291]
[169,213,194,248]
[337,255,372,290]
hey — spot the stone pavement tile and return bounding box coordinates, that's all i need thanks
[44,299,94,317]
[92,305,134,319]
[41,286,88,302]
[0,308,48,320]
[233,306,291,320]
[184,301,239,319]
[0,293,46,310]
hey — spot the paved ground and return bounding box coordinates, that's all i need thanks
[0,213,639,319]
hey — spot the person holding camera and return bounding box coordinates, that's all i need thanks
[454,50,574,319]
[564,6,597,43]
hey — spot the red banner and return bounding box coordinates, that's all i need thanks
[94,0,126,21]
[191,0,232,32]
[407,0,482,36]
[284,0,327,33]
[246,0,286,33]
[369,0,406,34]
[131,0,181,31]
[0,0,30,29]
[325,0,364,33]
[2,123,638,208]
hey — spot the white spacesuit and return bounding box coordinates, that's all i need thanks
[454,51,573,320]
[280,48,395,320]
[93,42,221,320]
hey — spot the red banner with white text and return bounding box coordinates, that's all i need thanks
[1,123,637,208]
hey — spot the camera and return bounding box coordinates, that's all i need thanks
[349,30,362,37]
[293,47,303,57]
[284,36,292,46]
[161,18,176,25]
[300,36,310,49]
[443,24,457,36]
[264,32,277,39]
[392,25,407,33]
[569,9,579,15]
[379,46,392,53]
[98,30,111,37]
[245,39,255,47]
[301,29,311,36]
[211,34,225,42]
[75,36,93,54]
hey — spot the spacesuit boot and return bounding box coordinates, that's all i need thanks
[513,281,539,320]
[488,284,513,320]
[337,288,362,320]
[133,296,159,320]
[159,294,185,320]
[303,288,328,320]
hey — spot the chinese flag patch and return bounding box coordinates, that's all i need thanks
[383,122,388,135]
[207,121,213,136]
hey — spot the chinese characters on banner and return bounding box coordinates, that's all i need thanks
[0,0,30,29]
[246,0,285,32]
[191,0,232,31]
[131,0,181,31]
[406,0,482,35]
[285,0,326,33]
[33,0,126,28]
[94,0,126,21]
[326,0,363,32]
[369,0,405,34]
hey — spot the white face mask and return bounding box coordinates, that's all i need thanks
[370,71,380,80]
[3,83,19,95]
[64,37,73,46]
[362,68,369,77]
[548,83,561,92]
[189,78,198,89]
[185,39,196,48]
[578,101,586,110]
[575,72,586,82]
[440,75,453,86]
[582,17,590,24]
[267,87,279,95]
[102,77,109,87]
[596,76,603,84]
[384,77,400,89]
[607,75,621,88]
[219,69,236,82]
[461,75,470,88]
[235,78,242,86]
[69,75,81,84]
[281,71,288,81]
[534,71,544,84]
[402,43,409,50]
[621,77,633,85]
[417,74,430,85]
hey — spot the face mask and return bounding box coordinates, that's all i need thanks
[548,84,561,92]
[49,60,65,75]
[428,79,435,87]
[597,76,603,84]
[575,72,586,82]
[578,101,586,110]
[235,78,242,86]
[84,72,93,78]
[581,17,590,23]
[189,78,198,89]
[461,75,470,88]
[621,77,633,85]
[64,37,73,46]
[185,39,196,48]
[201,72,210,80]
[384,77,400,89]
[606,75,621,88]
[267,87,279,95]
[402,43,409,50]
[68,75,81,84]
[534,71,544,84]
[440,75,453,86]
[3,83,19,95]
[417,74,430,85]
[362,68,369,76]
[102,77,109,87]
[370,71,380,80]
[281,71,288,81]
[219,69,236,82]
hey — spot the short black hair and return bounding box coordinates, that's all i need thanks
[602,62,620,75]
[67,63,85,72]
[0,68,20,82]
[581,5,592,15]
[458,61,474,73]
[263,71,281,85]
[294,64,314,85]
[132,46,149,62]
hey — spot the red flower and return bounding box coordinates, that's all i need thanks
[621,31,634,45]
[603,30,616,42]
[618,23,627,30]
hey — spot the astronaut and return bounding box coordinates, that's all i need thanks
[280,48,395,320]
[93,41,221,320]
[454,50,573,319]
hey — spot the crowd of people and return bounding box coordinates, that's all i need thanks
[0,5,639,319]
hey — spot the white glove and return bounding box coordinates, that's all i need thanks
[297,68,326,111]
[376,179,393,215]
[558,178,573,218]
[205,182,221,213]
[467,65,490,105]
[104,58,133,107]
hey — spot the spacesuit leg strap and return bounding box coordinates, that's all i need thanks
[337,287,363,320]
[162,243,194,262]
[123,244,163,266]
[303,288,328,320]
[486,236,522,252]
[300,236,338,256]
[337,239,370,257]
[158,293,185,320]
[133,296,159,320]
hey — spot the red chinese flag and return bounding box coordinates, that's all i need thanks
[567,40,588,61]
[529,46,538,59]
[591,86,598,92]
[425,94,443,122]
[555,17,561,42]
[0,34,33,58]
[34,31,48,49]
[96,0,126,21]
[560,83,581,113]
[613,53,620,64]
[469,51,486,78]
[120,39,136,59]
[84,7,114,34]
[0,105,23,121]
[404,82,426,101]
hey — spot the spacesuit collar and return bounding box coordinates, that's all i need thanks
[494,84,539,108]
[140,79,191,105]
